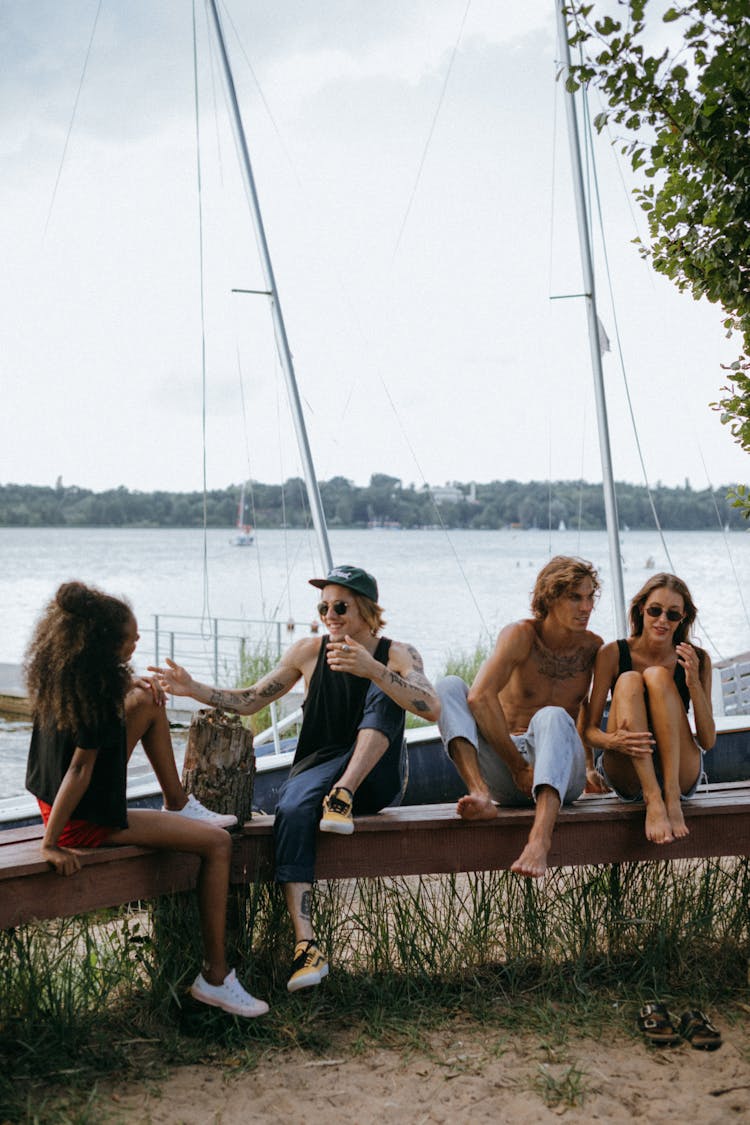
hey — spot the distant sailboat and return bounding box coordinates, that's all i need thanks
[230,482,254,546]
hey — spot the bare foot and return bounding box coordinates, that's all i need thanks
[510,838,550,879]
[644,797,674,845]
[456,793,499,821]
[665,798,689,839]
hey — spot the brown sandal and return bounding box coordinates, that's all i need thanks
[637,1002,681,1047]
[679,1010,722,1051]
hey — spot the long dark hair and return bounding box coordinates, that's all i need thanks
[629,572,697,647]
[25,581,134,732]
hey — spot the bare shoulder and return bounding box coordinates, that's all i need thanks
[475,620,535,679]
[287,635,323,659]
[281,636,322,673]
[387,639,425,671]
[587,629,605,650]
[592,638,619,677]
[594,638,619,663]
[495,618,537,657]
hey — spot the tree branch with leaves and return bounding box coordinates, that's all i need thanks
[564,0,750,513]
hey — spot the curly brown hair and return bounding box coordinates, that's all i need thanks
[629,572,698,648]
[531,556,600,620]
[24,582,135,733]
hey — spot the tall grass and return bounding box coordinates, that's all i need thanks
[2,858,749,1118]
[441,641,491,685]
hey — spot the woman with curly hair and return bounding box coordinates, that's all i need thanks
[25,581,268,1018]
[585,573,715,845]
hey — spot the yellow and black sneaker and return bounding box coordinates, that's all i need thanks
[319,786,354,835]
[287,939,329,992]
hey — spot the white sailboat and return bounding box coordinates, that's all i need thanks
[230,481,254,546]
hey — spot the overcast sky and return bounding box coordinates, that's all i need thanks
[1,0,747,496]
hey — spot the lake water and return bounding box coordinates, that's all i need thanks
[2,525,749,800]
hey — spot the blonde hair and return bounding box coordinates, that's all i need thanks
[353,593,386,635]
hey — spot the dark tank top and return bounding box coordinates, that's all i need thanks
[289,635,393,777]
[616,638,691,711]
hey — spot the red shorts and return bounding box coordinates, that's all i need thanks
[38,800,114,848]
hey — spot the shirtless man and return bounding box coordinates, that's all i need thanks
[150,564,439,992]
[436,556,605,878]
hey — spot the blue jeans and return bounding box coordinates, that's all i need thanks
[436,675,586,807]
[274,682,406,884]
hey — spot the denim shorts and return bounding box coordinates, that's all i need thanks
[595,746,706,803]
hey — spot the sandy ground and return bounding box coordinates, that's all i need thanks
[102,1016,750,1123]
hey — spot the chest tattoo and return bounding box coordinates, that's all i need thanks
[532,639,596,680]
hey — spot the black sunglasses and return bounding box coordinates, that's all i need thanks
[317,600,349,617]
[645,605,683,623]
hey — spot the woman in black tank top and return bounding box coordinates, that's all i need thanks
[585,574,715,847]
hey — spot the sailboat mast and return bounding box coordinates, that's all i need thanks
[555,1,627,635]
[206,0,333,572]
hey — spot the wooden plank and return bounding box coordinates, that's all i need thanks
[4,788,750,929]
[0,824,45,847]
[235,795,750,880]
[0,848,200,929]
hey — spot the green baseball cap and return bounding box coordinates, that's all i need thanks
[309,564,379,602]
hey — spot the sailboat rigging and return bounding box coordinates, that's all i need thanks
[206,0,332,573]
[555,0,626,635]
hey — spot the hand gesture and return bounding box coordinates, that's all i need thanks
[676,642,701,691]
[325,635,377,680]
[608,717,654,757]
[130,675,166,706]
[42,844,81,876]
[147,658,195,697]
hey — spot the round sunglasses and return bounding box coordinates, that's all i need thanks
[645,605,683,623]
[317,600,349,617]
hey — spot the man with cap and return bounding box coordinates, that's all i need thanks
[150,564,440,993]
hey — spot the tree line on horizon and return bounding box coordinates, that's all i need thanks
[0,475,744,531]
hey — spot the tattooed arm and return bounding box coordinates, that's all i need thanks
[148,639,315,716]
[325,637,440,721]
[376,640,441,721]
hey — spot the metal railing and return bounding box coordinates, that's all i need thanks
[134,614,312,757]
[138,614,290,684]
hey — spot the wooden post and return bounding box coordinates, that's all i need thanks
[182,709,255,824]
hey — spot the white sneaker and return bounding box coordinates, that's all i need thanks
[162,794,238,829]
[190,969,269,1018]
